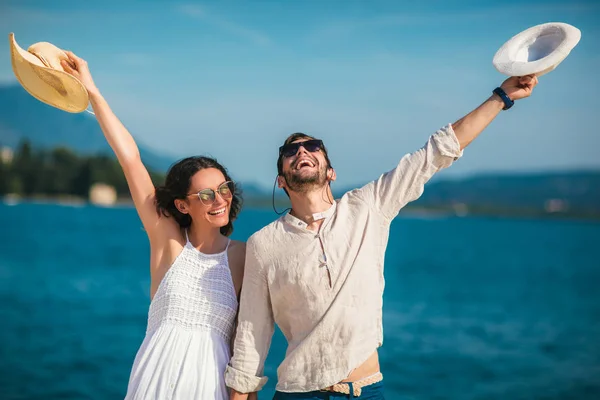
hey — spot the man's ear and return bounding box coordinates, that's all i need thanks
[174,198,190,214]
[327,168,337,182]
[277,175,286,189]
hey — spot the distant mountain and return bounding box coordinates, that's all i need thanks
[329,170,600,216]
[414,171,600,211]
[418,172,600,218]
[0,84,174,172]
[236,181,269,197]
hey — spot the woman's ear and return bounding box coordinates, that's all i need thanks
[174,198,189,214]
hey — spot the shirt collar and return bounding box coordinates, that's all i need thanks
[283,202,337,230]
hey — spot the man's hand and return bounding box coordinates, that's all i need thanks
[500,74,539,101]
[61,51,100,97]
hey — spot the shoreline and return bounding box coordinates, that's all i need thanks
[3,195,599,222]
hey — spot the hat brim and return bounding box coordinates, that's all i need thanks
[9,33,89,113]
[493,22,581,77]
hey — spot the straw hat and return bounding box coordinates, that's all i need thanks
[9,33,89,113]
[493,22,581,77]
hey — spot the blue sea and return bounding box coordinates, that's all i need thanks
[1,202,599,399]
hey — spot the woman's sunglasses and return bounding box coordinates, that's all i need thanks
[188,181,234,206]
[279,139,323,158]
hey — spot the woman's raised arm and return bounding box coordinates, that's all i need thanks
[62,52,174,241]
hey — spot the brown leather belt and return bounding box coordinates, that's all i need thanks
[320,372,383,397]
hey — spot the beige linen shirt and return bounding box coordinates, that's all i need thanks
[225,124,463,393]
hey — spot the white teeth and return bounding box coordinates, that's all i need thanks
[297,159,314,169]
[208,207,226,216]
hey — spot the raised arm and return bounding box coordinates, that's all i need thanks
[61,52,171,241]
[356,75,539,221]
[453,75,538,149]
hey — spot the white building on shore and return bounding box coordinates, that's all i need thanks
[1,147,13,164]
[89,183,117,206]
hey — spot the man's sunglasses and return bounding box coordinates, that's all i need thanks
[279,139,324,158]
[187,181,235,206]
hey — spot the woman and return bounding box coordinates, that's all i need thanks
[61,52,253,400]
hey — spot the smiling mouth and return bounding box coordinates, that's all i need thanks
[208,207,226,216]
[295,159,316,170]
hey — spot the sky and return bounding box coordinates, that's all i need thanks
[1,0,599,189]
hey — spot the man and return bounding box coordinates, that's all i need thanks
[226,75,539,399]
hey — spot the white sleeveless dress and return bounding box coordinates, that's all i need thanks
[125,234,239,400]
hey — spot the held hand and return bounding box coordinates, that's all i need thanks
[500,74,539,101]
[229,389,249,400]
[60,51,99,96]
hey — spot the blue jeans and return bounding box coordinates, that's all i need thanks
[273,380,384,399]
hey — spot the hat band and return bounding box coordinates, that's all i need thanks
[31,52,51,68]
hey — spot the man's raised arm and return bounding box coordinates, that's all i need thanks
[453,75,538,149]
[357,75,539,221]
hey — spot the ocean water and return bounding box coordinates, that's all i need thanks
[0,202,599,400]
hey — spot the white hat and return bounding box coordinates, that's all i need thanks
[493,22,581,77]
[9,33,89,113]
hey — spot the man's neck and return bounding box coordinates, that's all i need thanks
[288,186,334,226]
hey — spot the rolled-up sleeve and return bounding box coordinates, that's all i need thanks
[357,124,463,221]
[225,235,274,393]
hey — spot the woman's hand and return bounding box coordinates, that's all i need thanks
[61,51,99,96]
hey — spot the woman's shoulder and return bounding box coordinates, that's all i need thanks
[229,239,246,246]
[227,240,246,297]
[228,240,246,257]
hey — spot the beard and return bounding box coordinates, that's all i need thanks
[283,164,328,193]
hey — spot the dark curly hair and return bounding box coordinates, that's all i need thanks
[154,156,242,236]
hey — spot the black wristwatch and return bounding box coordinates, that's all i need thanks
[493,87,514,110]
